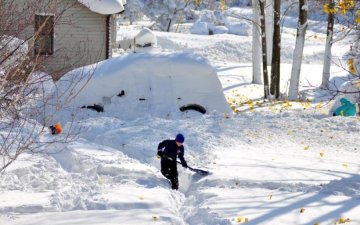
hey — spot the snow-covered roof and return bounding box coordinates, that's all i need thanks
[77,0,126,15]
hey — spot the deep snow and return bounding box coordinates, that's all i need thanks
[1,4,360,225]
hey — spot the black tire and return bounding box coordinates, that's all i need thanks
[179,104,206,114]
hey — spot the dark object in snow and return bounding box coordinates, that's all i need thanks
[135,43,152,48]
[117,90,125,97]
[180,104,206,114]
[177,160,210,176]
[81,104,104,112]
[49,123,62,135]
[139,98,147,101]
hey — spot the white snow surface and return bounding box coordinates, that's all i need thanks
[134,27,157,47]
[1,5,360,225]
[78,0,125,14]
[51,52,230,121]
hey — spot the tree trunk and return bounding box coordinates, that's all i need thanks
[259,0,270,98]
[321,0,335,88]
[270,0,281,98]
[265,0,274,65]
[288,0,308,100]
[252,0,263,84]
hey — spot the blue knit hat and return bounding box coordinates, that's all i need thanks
[175,133,185,143]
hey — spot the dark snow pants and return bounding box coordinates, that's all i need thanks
[160,158,178,190]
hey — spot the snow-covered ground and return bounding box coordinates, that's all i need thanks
[1,5,360,225]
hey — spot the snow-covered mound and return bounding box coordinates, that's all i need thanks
[117,28,157,51]
[54,52,231,121]
[134,27,157,47]
[329,80,360,114]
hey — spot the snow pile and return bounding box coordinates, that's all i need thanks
[78,0,126,14]
[52,52,230,121]
[2,3,360,225]
[329,80,360,114]
[189,9,251,36]
[226,22,251,36]
[190,21,211,35]
[134,27,157,47]
[117,28,157,51]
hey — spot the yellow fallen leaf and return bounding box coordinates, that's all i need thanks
[98,176,105,185]
[314,223,320,225]
[139,196,144,200]
[320,152,324,157]
[236,216,243,223]
[339,217,350,223]
[355,80,360,88]
[304,146,310,150]
[245,217,249,223]
[269,195,272,200]
[315,101,324,109]
[287,130,292,135]
[342,163,348,168]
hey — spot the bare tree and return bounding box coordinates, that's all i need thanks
[319,0,359,94]
[321,0,335,88]
[288,0,308,100]
[259,0,270,98]
[270,0,281,98]
[0,0,95,172]
[265,0,274,64]
[252,0,262,84]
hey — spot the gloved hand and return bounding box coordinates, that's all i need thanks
[182,161,188,168]
[157,150,163,159]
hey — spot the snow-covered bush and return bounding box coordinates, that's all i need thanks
[226,22,251,36]
[190,10,232,35]
[214,26,229,34]
[190,21,211,35]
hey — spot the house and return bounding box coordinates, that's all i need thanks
[2,0,126,79]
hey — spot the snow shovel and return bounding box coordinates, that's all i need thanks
[177,161,210,176]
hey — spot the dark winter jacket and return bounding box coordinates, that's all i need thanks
[157,140,187,167]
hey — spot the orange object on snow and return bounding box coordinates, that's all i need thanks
[50,123,62,135]
[54,123,62,134]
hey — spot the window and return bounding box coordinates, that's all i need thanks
[34,14,54,55]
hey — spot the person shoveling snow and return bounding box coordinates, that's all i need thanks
[157,134,188,190]
[157,134,210,190]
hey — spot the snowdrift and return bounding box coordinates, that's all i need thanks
[329,80,360,115]
[54,52,231,121]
